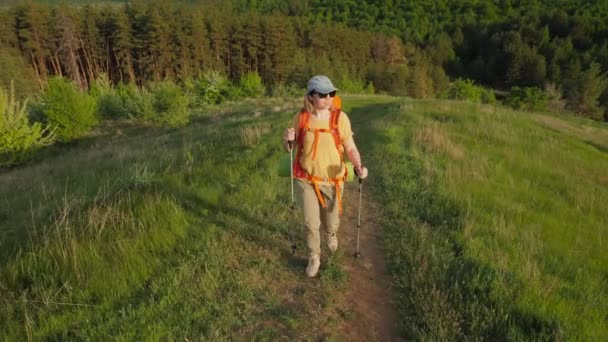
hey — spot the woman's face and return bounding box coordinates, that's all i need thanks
[308,91,335,111]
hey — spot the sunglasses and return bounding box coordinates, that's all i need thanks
[310,91,336,98]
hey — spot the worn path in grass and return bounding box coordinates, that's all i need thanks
[329,174,403,341]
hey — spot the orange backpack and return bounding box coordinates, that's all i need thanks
[293,96,348,214]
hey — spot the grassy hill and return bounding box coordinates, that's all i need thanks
[354,99,608,339]
[1,96,607,339]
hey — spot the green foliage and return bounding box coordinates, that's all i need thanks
[564,62,607,120]
[148,81,192,127]
[336,73,371,94]
[117,82,155,120]
[367,63,409,95]
[109,80,191,127]
[90,73,125,119]
[269,82,301,97]
[506,86,548,111]
[444,78,495,104]
[237,71,266,98]
[0,49,37,99]
[185,70,232,105]
[40,77,98,142]
[0,83,55,167]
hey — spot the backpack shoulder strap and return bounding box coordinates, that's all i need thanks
[297,110,310,147]
[329,109,343,154]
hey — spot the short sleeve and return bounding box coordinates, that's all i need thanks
[339,111,353,143]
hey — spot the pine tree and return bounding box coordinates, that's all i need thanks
[52,5,87,89]
[170,5,194,81]
[228,17,247,80]
[14,3,52,87]
[205,8,230,72]
[108,7,135,83]
[565,62,607,119]
[140,3,172,81]
[80,4,104,85]
[189,8,210,74]
[259,15,296,85]
[242,14,263,74]
[0,7,18,50]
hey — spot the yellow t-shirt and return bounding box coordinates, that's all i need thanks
[292,111,354,184]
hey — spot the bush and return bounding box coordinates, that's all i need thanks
[545,83,566,113]
[237,72,266,98]
[117,83,155,120]
[90,73,125,119]
[40,77,98,142]
[0,83,55,167]
[367,63,409,95]
[444,78,495,104]
[337,73,367,93]
[506,86,548,111]
[148,81,191,127]
[185,70,232,105]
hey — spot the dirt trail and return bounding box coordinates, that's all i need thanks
[333,179,404,341]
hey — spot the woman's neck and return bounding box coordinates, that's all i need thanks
[313,108,330,119]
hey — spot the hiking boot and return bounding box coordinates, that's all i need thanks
[306,255,320,277]
[328,233,338,252]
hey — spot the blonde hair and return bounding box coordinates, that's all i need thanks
[302,93,315,113]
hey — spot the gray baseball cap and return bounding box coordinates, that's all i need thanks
[307,75,338,94]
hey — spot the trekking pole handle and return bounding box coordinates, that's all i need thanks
[354,166,364,184]
[288,140,295,150]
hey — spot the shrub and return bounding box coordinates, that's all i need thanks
[40,77,98,142]
[545,83,566,112]
[238,72,266,98]
[367,63,409,95]
[90,73,125,119]
[506,86,548,111]
[148,81,191,127]
[445,78,482,102]
[185,70,232,105]
[0,83,55,167]
[337,73,367,93]
[117,82,155,120]
[444,78,496,104]
[564,62,606,120]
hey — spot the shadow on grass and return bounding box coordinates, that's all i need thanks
[166,182,305,273]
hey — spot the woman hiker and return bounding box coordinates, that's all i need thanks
[282,75,368,277]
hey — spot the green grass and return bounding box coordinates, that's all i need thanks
[1,95,606,339]
[353,99,608,339]
[0,96,382,340]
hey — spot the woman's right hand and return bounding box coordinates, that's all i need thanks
[283,128,295,142]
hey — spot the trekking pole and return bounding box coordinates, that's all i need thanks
[354,173,363,259]
[289,140,297,254]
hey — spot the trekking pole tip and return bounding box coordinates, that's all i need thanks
[354,252,361,258]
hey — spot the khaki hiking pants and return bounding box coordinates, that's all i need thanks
[295,179,344,257]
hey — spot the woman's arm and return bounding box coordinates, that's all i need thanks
[343,137,368,178]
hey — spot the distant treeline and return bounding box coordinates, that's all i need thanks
[1,0,607,120]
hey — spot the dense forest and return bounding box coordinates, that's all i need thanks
[0,0,607,120]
